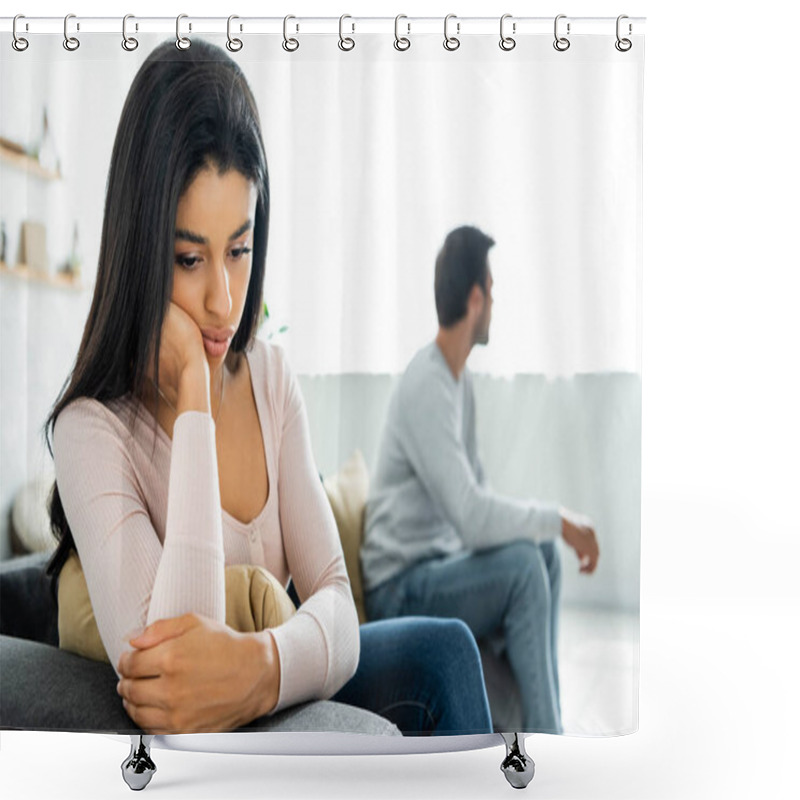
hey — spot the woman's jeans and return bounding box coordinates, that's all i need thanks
[332,617,492,735]
[364,540,562,734]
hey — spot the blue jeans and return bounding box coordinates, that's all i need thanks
[365,541,562,734]
[332,617,492,735]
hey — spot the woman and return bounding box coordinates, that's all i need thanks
[44,39,491,736]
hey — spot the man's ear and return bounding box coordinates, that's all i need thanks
[467,283,484,318]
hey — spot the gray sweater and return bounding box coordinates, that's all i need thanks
[361,341,562,592]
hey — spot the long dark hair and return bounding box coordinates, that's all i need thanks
[42,38,270,600]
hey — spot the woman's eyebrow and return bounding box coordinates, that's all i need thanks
[175,219,253,245]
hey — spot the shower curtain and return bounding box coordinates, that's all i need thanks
[0,18,643,738]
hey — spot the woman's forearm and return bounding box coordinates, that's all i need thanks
[177,358,211,416]
[147,413,225,627]
[246,630,282,721]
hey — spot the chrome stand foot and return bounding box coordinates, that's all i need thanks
[121,735,156,791]
[500,733,535,789]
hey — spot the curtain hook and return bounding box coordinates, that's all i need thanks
[227,15,243,52]
[394,14,411,51]
[338,14,355,51]
[63,13,80,51]
[282,15,299,52]
[175,14,191,50]
[553,14,570,52]
[122,14,139,51]
[615,15,632,52]
[444,14,460,51]
[12,14,29,52]
[500,14,516,51]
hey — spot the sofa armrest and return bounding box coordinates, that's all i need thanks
[0,552,58,645]
[0,635,399,736]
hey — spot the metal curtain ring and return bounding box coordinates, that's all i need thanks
[122,14,139,51]
[175,14,191,50]
[394,14,410,51]
[615,14,632,52]
[12,15,29,51]
[499,13,516,51]
[553,14,570,52]
[338,14,355,51]
[63,13,80,51]
[282,15,299,52]
[227,15,243,52]
[443,14,460,51]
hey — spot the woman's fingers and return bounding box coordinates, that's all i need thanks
[118,633,179,679]
[118,676,169,710]
[122,697,176,734]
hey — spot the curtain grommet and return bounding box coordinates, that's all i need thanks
[63,13,80,51]
[12,14,29,51]
[553,14,570,51]
[226,15,243,52]
[444,14,460,51]
[338,14,355,51]
[394,15,411,51]
[175,14,191,51]
[282,15,299,52]
[122,14,139,51]
[499,14,516,51]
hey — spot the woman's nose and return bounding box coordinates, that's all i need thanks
[206,258,232,319]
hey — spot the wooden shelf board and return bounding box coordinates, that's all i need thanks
[0,261,83,291]
[0,142,62,181]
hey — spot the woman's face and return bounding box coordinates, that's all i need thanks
[172,165,258,365]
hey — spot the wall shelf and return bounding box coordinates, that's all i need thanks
[0,262,83,291]
[0,140,62,182]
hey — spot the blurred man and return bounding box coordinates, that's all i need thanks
[361,225,599,733]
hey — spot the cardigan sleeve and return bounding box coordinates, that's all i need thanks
[53,399,225,678]
[264,346,360,712]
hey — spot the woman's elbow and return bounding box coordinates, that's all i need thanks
[340,600,362,685]
[325,600,360,696]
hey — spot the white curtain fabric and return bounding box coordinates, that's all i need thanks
[0,29,643,735]
[249,34,643,377]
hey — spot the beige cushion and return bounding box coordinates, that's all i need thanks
[11,474,57,554]
[58,552,296,664]
[323,450,369,624]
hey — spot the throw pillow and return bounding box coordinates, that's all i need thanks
[323,449,369,624]
[57,551,296,664]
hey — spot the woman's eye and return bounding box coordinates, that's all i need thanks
[174,247,250,270]
[230,246,252,261]
[175,255,200,270]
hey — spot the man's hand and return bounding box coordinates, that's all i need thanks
[116,613,280,734]
[560,508,599,574]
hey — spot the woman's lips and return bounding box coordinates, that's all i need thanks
[202,334,231,358]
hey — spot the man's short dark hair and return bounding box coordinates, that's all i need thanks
[434,226,495,327]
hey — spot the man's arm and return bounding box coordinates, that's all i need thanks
[463,374,487,488]
[399,370,561,550]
